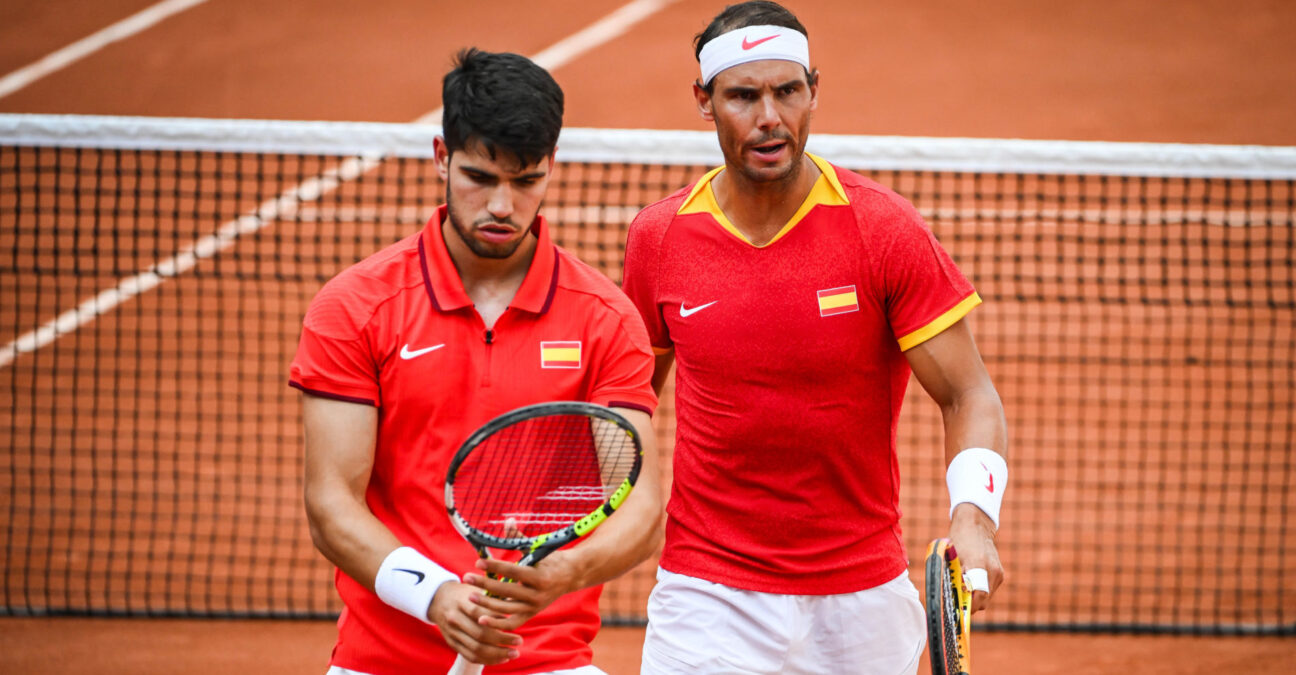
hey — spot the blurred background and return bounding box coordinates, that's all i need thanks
[2,1,1293,673]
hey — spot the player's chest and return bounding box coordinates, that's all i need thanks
[377,306,594,418]
[657,220,882,355]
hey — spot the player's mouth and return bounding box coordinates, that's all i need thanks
[477,222,518,243]
[749,139,789,162]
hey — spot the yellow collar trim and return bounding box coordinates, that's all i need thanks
[677,153,849,248]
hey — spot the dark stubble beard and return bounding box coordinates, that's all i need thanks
[731,127,809,188]
[445,187,529,260]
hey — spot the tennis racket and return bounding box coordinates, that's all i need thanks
[925,538,972,675]
[444,401,644,675]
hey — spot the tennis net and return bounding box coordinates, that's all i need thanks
[2,114,1293,634]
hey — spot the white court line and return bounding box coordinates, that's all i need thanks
[412,0,677,125]
[0,0,210,100]
[0,0,681,368]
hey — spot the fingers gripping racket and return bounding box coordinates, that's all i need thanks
[444,402,643,675]
[925,538,972,675]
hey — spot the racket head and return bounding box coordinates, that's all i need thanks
[444,401,643,566]
[925,538,972,675]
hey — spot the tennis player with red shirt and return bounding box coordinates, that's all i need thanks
[290,48,661,675]
[621,3,1009,673]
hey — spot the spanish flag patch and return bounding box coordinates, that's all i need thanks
[540,341,582,369]
[817,286,859,317]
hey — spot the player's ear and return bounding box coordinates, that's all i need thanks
[433,136,451,180]
[693,81,715,122]
[808,69,820,113]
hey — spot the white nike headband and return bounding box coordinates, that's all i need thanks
[698,25,810,86]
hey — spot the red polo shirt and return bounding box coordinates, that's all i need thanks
[622,155,978,595]
[290,205,656,675]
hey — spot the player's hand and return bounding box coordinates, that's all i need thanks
[427,581,522,665]
[948,503,1004,613]
[461,552,580,631]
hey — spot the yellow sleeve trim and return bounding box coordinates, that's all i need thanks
[652,345,674,355]
[897,293,982,352]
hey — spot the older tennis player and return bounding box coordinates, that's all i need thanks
[621,3,1009,673]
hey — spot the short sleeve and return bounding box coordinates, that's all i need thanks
[288,279,381,406]
[881,200,980,351]
[622,209,673,354]
[587,296,658,416]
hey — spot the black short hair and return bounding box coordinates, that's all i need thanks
[441,48,564,168]
[693,1,809,62]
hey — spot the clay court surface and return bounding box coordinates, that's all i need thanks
[2,0,1294,673]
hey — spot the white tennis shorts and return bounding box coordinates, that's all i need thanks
[641,568,925,675]
[327,664,605,675]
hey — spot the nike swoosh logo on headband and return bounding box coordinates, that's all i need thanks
[741,34,779,50]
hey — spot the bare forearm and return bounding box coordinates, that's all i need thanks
[305,485,401,591]
[301,394,401,591]
[940,386,1007,462]
[552,406,664,591]
[562,488,663,591]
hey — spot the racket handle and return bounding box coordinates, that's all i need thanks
[447,655,485,675]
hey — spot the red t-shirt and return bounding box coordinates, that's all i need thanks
[622,155,979,595]
[290,205,656,675]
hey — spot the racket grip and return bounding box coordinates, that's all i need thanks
[447,655,485,675]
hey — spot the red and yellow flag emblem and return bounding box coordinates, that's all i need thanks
[817,285,859,317]
[540,341,582,369]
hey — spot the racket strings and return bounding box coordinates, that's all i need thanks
[941,573,961,672]
[453,413,636,542]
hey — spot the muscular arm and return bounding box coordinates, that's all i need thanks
[905,319,1008,612]
[300,393,521,664]
[301,393,396,583]
[464,407,665,629]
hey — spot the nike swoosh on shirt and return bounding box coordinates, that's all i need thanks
[679,301,717,317]
[400,343,445,360]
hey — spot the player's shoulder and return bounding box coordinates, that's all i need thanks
[303,232,423,339]
[829,162,929,233]
[554,246,627,302]
[553,247,642,319]
[628,184,693,239]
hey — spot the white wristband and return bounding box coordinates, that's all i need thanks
[946,447,1007,529]
[373,546,458,624]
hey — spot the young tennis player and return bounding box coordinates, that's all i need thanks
[621,2,1009,673]
[290,48,662,675]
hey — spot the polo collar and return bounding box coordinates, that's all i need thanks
[677,153,849,248]
[418,204,560,315]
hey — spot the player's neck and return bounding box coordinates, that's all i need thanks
[713,154,820,246]
[444,226,537,329]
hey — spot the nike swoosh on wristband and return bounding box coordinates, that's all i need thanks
[400,343,445,360]
[741,34,779,50]
[394,568,426,584]
[982,462,995,493]
[679,301,717,317]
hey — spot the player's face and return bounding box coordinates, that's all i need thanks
[697,59,818,185]
[436,137,553,260]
